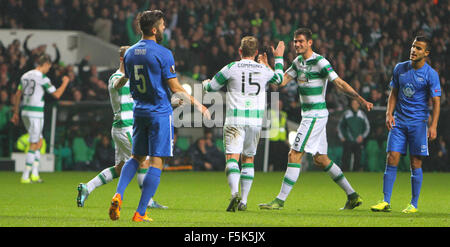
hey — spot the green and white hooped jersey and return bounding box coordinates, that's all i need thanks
[19,69,56,118]
[285,52,338,118]
[108,70,134,128]
[204,57,284,127]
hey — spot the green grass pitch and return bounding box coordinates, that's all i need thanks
[0,171,449,227]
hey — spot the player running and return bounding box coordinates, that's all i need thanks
[258,28,373,210]
[370,36,441,214]
[108,10,210,222]
[11,54,70,184]
[202,36,285,212]
[76,46,168,209]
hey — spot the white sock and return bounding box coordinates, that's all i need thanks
[240,163,254,205]
[86,167,118,193]
[277,163,301,201]
[32,150,41,177]
[22,150,35,180]
[324,162,355,195]
[137,168,154,206]
[226,159,240,196]
[137,168,147,189]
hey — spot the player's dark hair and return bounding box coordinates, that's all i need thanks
[294,28,313,41]
[36,54,51,66]
[240,36,258,58]
[414,35,431,51]
[137,10,165,36]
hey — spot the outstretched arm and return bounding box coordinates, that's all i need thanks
[259,41,285,86]
[167,77,211,120]
[51,76,70,99]
[333,77,373,111]
[278,73,293,88]
[52,43,60,64]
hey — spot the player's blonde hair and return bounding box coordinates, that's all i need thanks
[36,54,52,66]
[119,46,130,58]
[240,36,258,58]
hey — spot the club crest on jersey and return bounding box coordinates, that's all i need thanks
[297,66,311,84]
[298,73,308,84]
[402,83,415,98]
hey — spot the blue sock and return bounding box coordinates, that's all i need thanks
[383,165,397,204]
[137,167,162,215]
[410,168,423,208]
[115,158,139,199]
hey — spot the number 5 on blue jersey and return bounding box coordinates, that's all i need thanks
[134,65,147,94]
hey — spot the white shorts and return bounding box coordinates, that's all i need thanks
[111,126,133,164]
[291,117,328,155]
[223,125,261,157]
[22,115,43,143]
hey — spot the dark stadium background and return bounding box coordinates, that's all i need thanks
[0,0,448,173]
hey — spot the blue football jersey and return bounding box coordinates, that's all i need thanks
[124,39,177,117]
[390,60,441,123]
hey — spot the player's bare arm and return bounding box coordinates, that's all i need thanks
[258,41,285,69]
[428,96,440,141]
[278,73,293,88]
[10,88,22,126]
[385,87,398,131]
[167,77,211,119]
[333,77,373,111]
[51,75,70,99]
[113,74,128,89]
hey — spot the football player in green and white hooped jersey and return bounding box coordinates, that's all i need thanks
[77,46,168,209]
[202,36,285,211]
[11,54,70,184]
[258,28,373,210]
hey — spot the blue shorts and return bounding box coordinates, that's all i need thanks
[132,114,174,157]
[386,120,428,156]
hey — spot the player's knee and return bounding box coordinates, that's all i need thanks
[386,152,400,166]
[139,159,150,169]
[410,156,423,169]
[131,155,147,164]
[288,149,302,163]
[241,155,254,164]
[312,154,330,168]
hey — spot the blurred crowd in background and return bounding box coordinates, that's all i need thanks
[0,0,448,172]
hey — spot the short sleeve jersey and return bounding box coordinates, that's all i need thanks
[108,70,134,128]
[19,69,56,118]
[390,61,441,122]
[204,57,284,127]
[285,52,338,118]
[124,39,177,117]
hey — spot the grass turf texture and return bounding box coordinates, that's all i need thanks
[0,171,449,227]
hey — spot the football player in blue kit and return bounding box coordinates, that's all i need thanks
[371,36,441,213]
[108,10,210,222]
